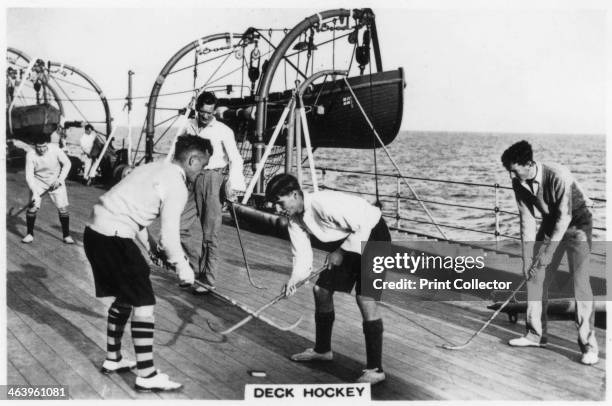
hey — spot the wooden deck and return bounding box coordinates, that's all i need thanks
[5,168,606,400]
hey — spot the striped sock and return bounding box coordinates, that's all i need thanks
[131,315,156,378]
[26,212,36,235]
[106,302,132,361]
[58,212,70,238]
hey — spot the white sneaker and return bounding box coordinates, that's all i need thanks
[63,236,75,244]
[357,368,386,385]
[21,234,34,243]
[100,358,136,374]
[290,348,333,362]
[134,371,182,392]
[580,351,599,365]
[508,336,543,347]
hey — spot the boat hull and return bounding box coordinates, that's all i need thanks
[220,68,405,149]
[9,104,61,141]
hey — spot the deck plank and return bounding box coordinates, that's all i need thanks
[7,359,29,386]
[5,170,605,400]
[7,286,102,399]
[7,236,230,400]
[6,328,58,387]
[7,209,347,398]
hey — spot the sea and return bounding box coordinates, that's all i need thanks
[63,128,606,241]
[312,131,606,241]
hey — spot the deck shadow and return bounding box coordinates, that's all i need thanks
[49,225,84,243]
[6,215,68,243]
[7,269,111,378]
[148,270,416,399]
[8,265,103,320]
[150,281,228,344]
[232,316,427,400]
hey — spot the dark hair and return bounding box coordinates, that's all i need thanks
[173,134,213,161]
[501,140,533,170]
[32,133,51,145]
[195,91,217,110]
[84,124,94,131]
[265,173,302,203]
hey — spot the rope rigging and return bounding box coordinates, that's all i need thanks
[200,48,236,93]
[9,25,360,109]
[52,75,100,94]
[365,30,381,209]
[49,75,91,127]
[140,14,379,181]
[341,76,449,240]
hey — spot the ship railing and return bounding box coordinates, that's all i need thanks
[293,164,606,259]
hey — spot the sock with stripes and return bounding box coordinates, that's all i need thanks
[363,318,384,371]
[26,211,36,235]
[131,314,157,378]
[106,302,132,361]
[58,212,70,238]
[313,311,335,353]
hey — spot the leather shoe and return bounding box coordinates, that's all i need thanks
[508,336,544,347]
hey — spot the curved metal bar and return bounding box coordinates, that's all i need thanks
[7,47,65,117]
[256,9,352,104]
[144,32,245,163]
[47,61,112,136]
[296,69,347,96]
[253,8,377,191]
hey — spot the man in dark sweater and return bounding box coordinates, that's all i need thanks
[501,140,598,365]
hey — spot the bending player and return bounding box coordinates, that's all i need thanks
[265,174,391,385]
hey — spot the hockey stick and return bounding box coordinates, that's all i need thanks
[152,260,301,333]
[8,188,51,217]
[211,265,327,336]
[441,251,544,350]
[203,280,302,334]
[441,279,526,350]
[229,201,265,289]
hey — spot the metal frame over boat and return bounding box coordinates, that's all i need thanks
[141,8,404,192]
[7,47,113,140]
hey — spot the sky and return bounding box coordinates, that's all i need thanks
[4,0,609,135]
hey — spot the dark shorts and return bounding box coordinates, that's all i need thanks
[316,217,391,300]
[83,226,156,306]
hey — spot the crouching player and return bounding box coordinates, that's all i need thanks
[265,174,391,385]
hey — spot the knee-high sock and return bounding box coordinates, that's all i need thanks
[314,311,335,353]
[106,302,132,361]
[26,212,36,235]
[59,212,70,237]
[131,315,156,378]
[363,319,384,371]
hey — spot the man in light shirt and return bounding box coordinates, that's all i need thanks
[265,174,391,385]
[176,91,246,294]
[501,140,598,365]
[7,67,19,105]
[23,134,74,244]
[79,124,97,179]
[83,135,212,392]
[50,123,68,152]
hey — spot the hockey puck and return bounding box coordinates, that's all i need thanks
[248,370,267,378]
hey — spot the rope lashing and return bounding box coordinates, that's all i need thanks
[342,76,449,240]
